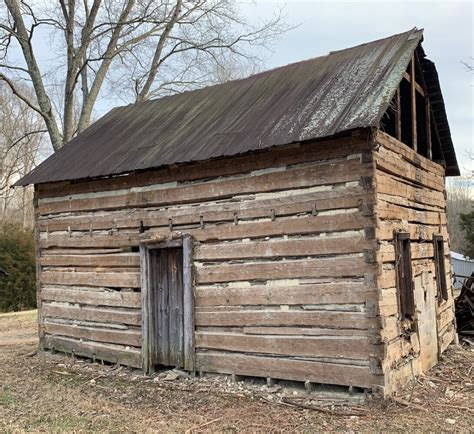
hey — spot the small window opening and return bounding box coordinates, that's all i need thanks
[433,235,448,302]
[395,232,415,321]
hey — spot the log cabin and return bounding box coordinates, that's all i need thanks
[16,28,459,396]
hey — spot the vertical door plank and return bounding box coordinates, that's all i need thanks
[176,248,185,368]
[183,237,195,372]
[158,250,170,366]
[168,248,179,366]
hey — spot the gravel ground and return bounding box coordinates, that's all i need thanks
[1,310,473,432]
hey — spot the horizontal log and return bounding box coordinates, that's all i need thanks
[41,271,140,288]
[39,134,367,198]
[196,351,382,388]
[194,235,375,261]
[376,173,445,208]
[40,253,140,267]
[376,201,446,226]
[44,335,141,368]
[43,322,141,347]
[242,326,370,337]
[375,145,445,192]
[40,288,140,308]
[195,282,374,307]
[375,131,445,177]
[42,303,141,326]
[39,187,369,232]
[377,221,448,241]
[195,309,378,330]
[377,193,442,213]
[195,256,374,284]
[39,159,372,215]
[41,213,372,248]
[196,332,377,360]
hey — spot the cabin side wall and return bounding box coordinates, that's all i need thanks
[35,131,384,389]
[373,131,456,395]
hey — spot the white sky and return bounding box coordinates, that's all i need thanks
[241,0,473,174]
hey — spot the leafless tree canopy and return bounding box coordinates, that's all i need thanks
[0,83,45,227]
[446,176,473,253]
[0,0,288,152]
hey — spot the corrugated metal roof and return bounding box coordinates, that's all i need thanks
[17,28,457,186]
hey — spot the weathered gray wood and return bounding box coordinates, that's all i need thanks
[196,256,375,284]
[38,134,368,199]
[195,281,373,307]
[41,288,140,308]
[140,244,152,373]
[39,158,372,215]
[44,335,141,368]
[196,310,378,330]
[183,236,195,372]
[38,188,368,233]
[42,303,141,326]
[196,351,382,389]
[40,253,140,267]
[195,332,377,359]
[41,270,140,288]
[194,236,375,261]
[43,322,141,347]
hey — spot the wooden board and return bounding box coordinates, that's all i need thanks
[194,236,375,261]
[42,303,141,326]
[195,332,378,359]
[195,256,375,284]
[43,322,141,347]
[196,351,382,388]
[44,335,141,368]
[195,281,374,307]
[41,271,140,288]
[195,309,378,330]
[40,288,140,308]
[39,159,372,215]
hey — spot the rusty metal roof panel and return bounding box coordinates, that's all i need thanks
[18,28,452,186]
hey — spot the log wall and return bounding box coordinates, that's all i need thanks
[35,130,384,389]
[373,131,456,395]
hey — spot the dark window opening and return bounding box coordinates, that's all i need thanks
[433,235,448,301]
[381,96,397,138]
[395,232,415,321]
[416,92,428,157]
[399,79,413,148]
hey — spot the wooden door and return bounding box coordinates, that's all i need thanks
[151,247,184,367]
[140,238,194,374]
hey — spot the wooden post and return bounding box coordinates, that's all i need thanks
[410,55,417,151]
[183,236,195,373]
[426,97,432,160]
[140,244,152,374]
[395,88,401,141]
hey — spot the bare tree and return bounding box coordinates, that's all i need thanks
[446,176,473,253]
[0,0,288,152]
[0,82,45,227]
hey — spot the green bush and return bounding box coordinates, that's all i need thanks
[0,224,36,312]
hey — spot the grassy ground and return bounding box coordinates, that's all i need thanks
[0,310,473,432]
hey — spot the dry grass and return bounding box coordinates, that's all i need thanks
[0,310,473,432]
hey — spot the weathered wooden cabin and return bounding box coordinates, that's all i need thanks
[17,29,459,396]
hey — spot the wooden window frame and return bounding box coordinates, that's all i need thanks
[139,236,194,374]
[433,234,448,302]
[394,231,416,322]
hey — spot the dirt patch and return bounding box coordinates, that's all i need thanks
[1,310,473,432]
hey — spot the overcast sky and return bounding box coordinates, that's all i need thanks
[241,0,473,174]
